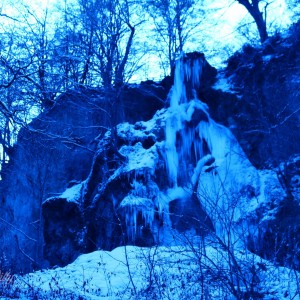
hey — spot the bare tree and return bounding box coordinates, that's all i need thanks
[146,0,202,75]
[51,0,94,88]
[286,0,300,21]
[75,0,141,89]
[236,0,269,43]
[0,12,39,177]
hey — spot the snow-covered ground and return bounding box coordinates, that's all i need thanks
[1,243,299,299]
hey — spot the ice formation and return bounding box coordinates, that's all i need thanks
[118,53,219,241]
[166,55,207,187]
[41,51,287,259]
[115,52,284,245]
[76,52,284,246]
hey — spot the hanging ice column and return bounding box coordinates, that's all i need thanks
[170,53,204,107]
[165,53,213,188]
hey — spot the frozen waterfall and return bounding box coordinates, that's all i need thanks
[118,52,218,242]
[165,53,212,189]
[118,52,258,245]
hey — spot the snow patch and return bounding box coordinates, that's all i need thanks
[120,142,158,174]
[213,71,236,94]
[60,183,83,203]
[12,245,300,300]
[44,183,83,204]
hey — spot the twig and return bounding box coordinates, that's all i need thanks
[0,217,37,242]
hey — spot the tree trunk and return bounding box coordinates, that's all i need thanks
[237,0,269,43]
[114,23,135,88]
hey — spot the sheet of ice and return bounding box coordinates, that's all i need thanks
[165,107,181,187]
[165,54,213,188]
[196,119,286,244]
[170,54,204,107]
[170,59,186,107]
[165,100,210,188]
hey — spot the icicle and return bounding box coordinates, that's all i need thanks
[191,57,203,89]
[120,195,155,241]
[171,56,186,107]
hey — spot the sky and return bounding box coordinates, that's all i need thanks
[136,0,293,79]
[0,0,294,81]
[187,0,292,66]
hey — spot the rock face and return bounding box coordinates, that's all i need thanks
[210,22,300,169]
[0,84,165,272]
[205,23,300,269]
[43,184,86,267]
[0,91,102,272]
[260,155,300,269]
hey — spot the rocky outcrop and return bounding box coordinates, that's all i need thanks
[43,193,86,267]
[204,23,300,269]
[43,109,214,267]
[210,21,300,168]
[42,53,219,267]
[0,91,102,272]
[279,155,300,201]
[0,84,165,273]
[42,52,290,271]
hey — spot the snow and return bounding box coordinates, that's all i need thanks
[44,183,83,204]
[117,122,156,142]
[262,54,274,62]
[120,194,153,208]
[120,143,158,175]
[60,183,83,202]
[5,245,299,299]
[212,72,238,94]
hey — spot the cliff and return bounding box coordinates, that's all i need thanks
[0,22,299,275]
